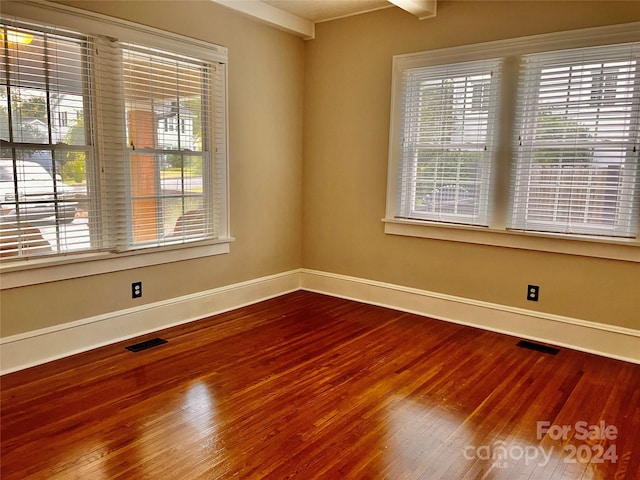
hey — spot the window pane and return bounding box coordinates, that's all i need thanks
[53,95,86,145]
[163,195,205,240]
[414,148,485,217]
[123,48,205,153]
[511,43,640,237]
[0,158,80,253]
[396,59,500,226]
[10,88,49,144]
[122,44,212,248]
[1,20,95,260]
[162,154,206,239]
[1,85,10,141]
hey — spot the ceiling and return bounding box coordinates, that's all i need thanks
[262,0,392,23]
[211,0,437,39]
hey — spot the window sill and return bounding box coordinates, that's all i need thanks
[0,238,234,289]
[383,218,640,263]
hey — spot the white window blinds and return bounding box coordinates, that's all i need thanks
[1,20,97,257]
[117,44,216,249]
[395,59,501,226]
[510,42,640,238]
[1,14,228,261]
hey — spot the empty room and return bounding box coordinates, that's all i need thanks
[1,0,639,478]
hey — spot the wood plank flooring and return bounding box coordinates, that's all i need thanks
[1,291,639,479]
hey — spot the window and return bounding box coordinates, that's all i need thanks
[394,59,500,226]
[118,44,214,248]
[386,24,640,258]
[1,22,94,257]
[511,43,640,238]
[1,13,228,262]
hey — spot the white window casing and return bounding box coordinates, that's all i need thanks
[385,22,640,262]
[0,1,230,287]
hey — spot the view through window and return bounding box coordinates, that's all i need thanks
[511,44,640,237]
[0,24,92,257]
[397,59,500,226]
[1,18,225,260]
[388,37,639,243]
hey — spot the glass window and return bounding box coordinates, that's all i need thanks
[1,17,228,262]
[511,43,640,238]
[393,59,501,226]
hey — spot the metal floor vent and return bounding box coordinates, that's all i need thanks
[125,337,168,352]
[516,340,559,355]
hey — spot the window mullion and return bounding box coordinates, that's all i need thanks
[488,55,520,230]
[91,35,128,252]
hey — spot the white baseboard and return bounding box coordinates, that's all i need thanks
[3,268,637,374]
[300,269,640,364]
[0,270,300,375]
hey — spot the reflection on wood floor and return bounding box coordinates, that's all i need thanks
[1,291,638,479]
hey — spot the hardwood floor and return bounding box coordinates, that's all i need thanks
[1,291,638,479]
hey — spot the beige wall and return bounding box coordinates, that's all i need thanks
[302,1,640,329]
[0,1,304,336]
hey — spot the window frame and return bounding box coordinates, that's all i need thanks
[385,22,640,263]
[395,58,502,227]
[1,23,97,257]
[509,44,640,238]
[113,42,218,251]
[0,1,231,289]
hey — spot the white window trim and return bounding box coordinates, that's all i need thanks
[2,0,228,63]
[385,22,640,262]
[383,219,640,262]
[0,0,232,288]
[0,240,233,290]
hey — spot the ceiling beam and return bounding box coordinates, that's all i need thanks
[210,0,315,40]
[388,0,437,20]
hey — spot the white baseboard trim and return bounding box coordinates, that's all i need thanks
[3,268,637,374]
[0,270,300,375]
[300,269,640,365]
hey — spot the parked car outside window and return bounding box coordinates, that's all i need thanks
[0,159,78,225]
